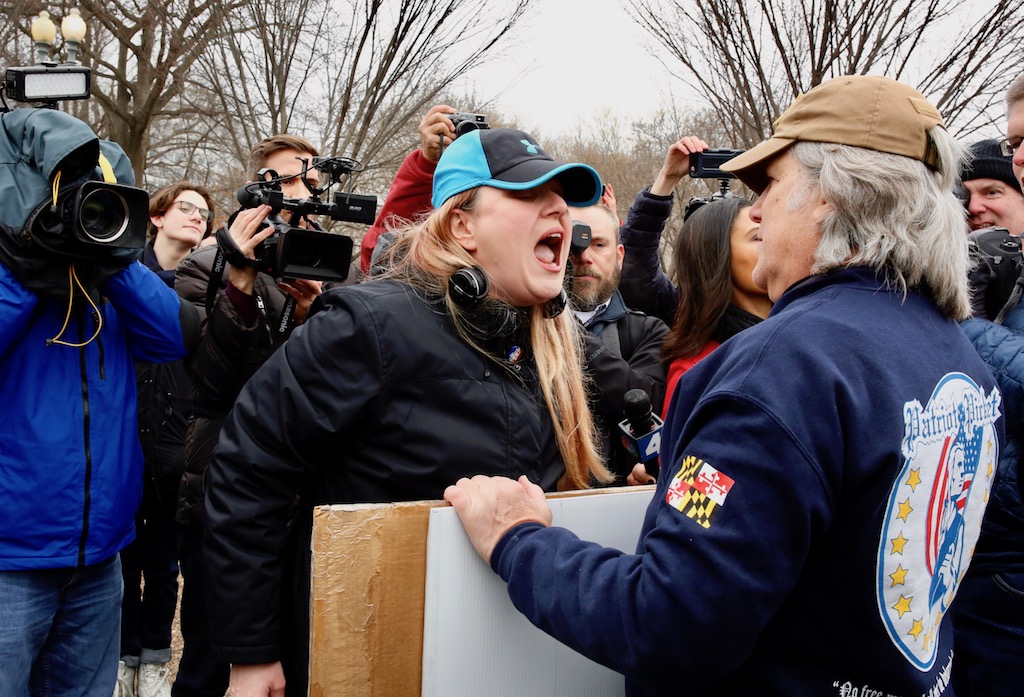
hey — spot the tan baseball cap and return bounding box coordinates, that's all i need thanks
[721,75,946,193]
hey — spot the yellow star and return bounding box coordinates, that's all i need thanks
[892,595,912,618]
[906,469,922,491]
[897,498,913,522]
[889,565,908,587]
[908,619,924,639]
[891,532,909,555]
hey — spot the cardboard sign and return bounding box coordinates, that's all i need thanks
[309,486,655,696]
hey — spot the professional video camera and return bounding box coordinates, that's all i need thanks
[2,14,149,262]
[684,148,746,220]
[23,180,149,260]
[968,226,1024,323]
[230,156,377,282]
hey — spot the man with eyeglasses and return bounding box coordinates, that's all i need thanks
[954,73,1024,697]
[170,134,336,697]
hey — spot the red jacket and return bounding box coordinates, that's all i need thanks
[359,149,436,274]
[662,341,718,418]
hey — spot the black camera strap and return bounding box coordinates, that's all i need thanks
[205,223,260,318]
[994,265,1024,325]
[214,223,259,270]
[203,226,231,319]
[206,223,295,339]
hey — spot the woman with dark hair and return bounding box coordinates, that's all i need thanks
[201,128,613,696]
[660,196,771,415]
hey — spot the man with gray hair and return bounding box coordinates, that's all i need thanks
[443,76,1002,696]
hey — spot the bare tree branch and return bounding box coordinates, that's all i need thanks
[628,0,1024,143]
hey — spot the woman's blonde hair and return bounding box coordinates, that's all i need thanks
[380,189,611,490]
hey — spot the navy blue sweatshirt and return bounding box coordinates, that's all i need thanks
[491,267,1002,696]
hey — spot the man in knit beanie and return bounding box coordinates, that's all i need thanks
[961,138,1024,233]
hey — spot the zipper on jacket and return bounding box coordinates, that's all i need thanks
[96,300,105,379]
[256,293,273,345]
[77,317,92,568]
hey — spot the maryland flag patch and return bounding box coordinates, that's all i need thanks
[665,455,735,529]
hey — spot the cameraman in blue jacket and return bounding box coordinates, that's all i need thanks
[0,108,198,697]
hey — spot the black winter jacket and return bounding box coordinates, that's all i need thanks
[203,280,566,692]
[618,187,678,326]
[173,243,297,529]
[135,243,193,507]
[580,290,668,481]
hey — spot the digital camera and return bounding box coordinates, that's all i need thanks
[969,226,1023,321]
[447,112,490,137]
[688,149,745,180]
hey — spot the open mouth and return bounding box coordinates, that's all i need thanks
[534,231,563,266]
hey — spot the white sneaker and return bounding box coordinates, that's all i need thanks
[113,660,136,697]
[136,662,172,697]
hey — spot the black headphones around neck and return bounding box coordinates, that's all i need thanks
[447,265,567,318]
[448,265,489,308]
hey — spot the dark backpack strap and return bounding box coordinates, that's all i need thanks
[601,320,621,357]
[616,313,645,360]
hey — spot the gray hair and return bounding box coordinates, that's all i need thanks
[788,128,970,320]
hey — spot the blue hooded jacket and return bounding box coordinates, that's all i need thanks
[0,108,196,570]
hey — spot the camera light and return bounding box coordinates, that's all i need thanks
[5,65,91,102]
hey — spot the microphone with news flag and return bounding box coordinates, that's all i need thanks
[618,388,664,478]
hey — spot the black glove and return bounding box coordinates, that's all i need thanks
[968,260,992,319]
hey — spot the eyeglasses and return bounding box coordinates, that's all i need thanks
[999,137,1022,158]
[173,200,213,222]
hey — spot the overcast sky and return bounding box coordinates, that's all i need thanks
[451,0,1010,143]
[452,0,674,140]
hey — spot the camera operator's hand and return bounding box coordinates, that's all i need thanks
[278,278,323,325]
[227,205,276,295]
[651,136,709,196]
[419,105,458,163]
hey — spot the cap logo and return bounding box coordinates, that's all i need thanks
[520,140,539,154]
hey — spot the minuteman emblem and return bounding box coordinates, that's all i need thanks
[878,372,1000,670]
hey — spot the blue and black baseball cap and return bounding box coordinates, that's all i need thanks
[431,128,603,209]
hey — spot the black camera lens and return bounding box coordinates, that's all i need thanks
[77,187,129,244]
[454,120,483,136]
[287,239,322,268]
